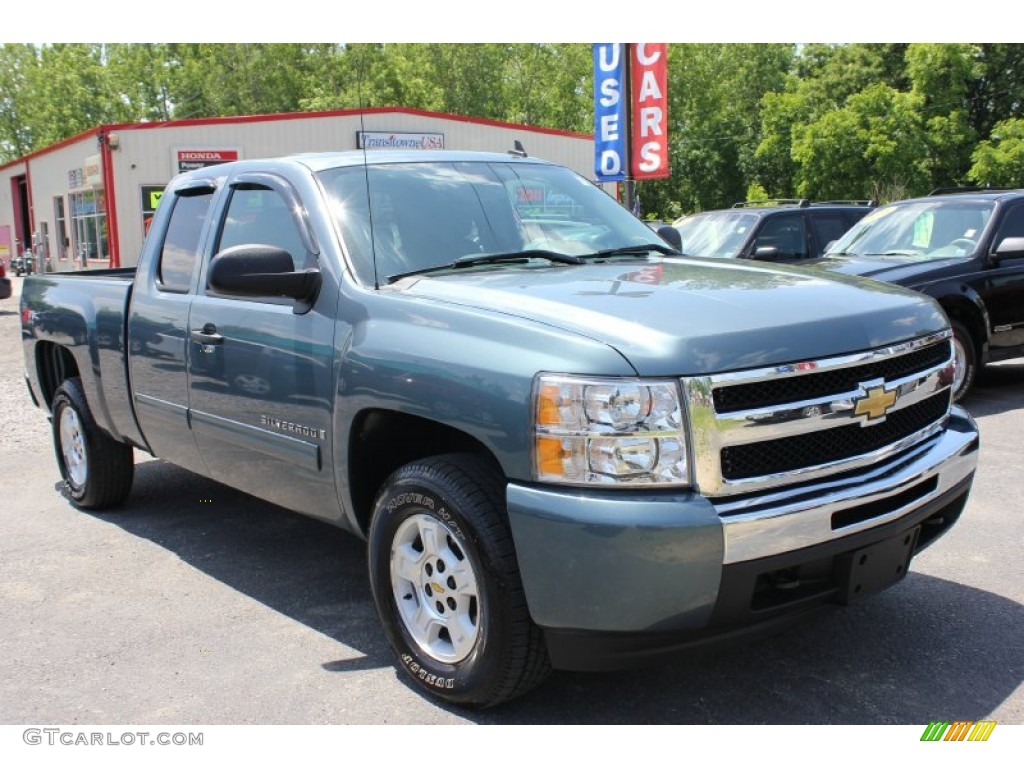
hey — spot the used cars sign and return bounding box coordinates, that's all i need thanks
[630,44,669,179]
[593,43,628,181]
[593,43,669,182]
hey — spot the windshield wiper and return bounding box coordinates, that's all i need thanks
[387,249,583,284]
[865,250,920,257]
[579,243,679,259]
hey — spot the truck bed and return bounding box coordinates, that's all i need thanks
[21,269,143,449]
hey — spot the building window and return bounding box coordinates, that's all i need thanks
[69,190,109,265]
[54,196,68,261]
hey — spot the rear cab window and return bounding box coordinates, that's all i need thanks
[156,188,214,293]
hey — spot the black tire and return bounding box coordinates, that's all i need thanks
[368,453,550,707]
[51,377,134,510]
[950,320,977,403]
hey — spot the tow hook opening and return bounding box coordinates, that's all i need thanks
[752,558,834,611]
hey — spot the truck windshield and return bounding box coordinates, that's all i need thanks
[826,199,995,260]
[670,211,760,258]
[318,160,663,285]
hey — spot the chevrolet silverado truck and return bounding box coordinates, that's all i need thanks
[21,151,979,707]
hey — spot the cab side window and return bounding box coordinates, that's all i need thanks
[752,214,808,260]
[994,204,1024,246]
[810,213,853,256]
[216,187,310,270]
[157,191,212,292]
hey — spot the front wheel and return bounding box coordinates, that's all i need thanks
[368,454,550,707]
[950,320,977,403]
[51,377,134,510]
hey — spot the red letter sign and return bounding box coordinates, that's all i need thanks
[630,44,669,179]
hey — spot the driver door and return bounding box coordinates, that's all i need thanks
[187,173,341,521]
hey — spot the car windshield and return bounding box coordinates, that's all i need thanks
[317,160,664,285]
[826,199,995,260]
[670,211,760,258]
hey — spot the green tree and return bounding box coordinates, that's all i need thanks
[639,43,793,218]
[795,44,908,107]
[168,43,312,118]
[793,84,928,201]
[501,44,592,132]
[105,44,177,122]
[297,44,592,134]
[967,44,1024,140]
[21,44,133,149]
[969,118,1024,187]
[299,44,445,112]
[753,44,907,200]
[0,44,39,161]
[752,87,810,198]
[906,43,979,188]
[8,41,1024,219]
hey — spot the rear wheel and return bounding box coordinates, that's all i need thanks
[367,453,550,707]
[51,377,134,510]
[950,320,977,403]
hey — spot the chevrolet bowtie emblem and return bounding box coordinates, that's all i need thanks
[854,386,898,421]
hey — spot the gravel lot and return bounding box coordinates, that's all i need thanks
[0,273,1021,730]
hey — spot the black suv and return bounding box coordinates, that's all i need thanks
[812,189,1024,401]
[660,199,873,263]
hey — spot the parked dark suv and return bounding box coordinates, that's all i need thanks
[661,199,874,263]
[812,188,1024,401]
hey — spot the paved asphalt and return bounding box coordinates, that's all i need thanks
[0,274,1020,727]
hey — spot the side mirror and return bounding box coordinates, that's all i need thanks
[992,236,1024,264]
[657,225,683,252]
[208,244,320,312]
[753,245,782,262]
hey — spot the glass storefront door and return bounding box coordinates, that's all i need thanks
[69,189,108,266]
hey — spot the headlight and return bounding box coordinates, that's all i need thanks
[532,374,689,486]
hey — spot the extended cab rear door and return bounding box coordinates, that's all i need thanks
[127,180,216,476]
[187,171,343,521]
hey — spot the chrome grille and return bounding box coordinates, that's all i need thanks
[712,342,952,413]
[684,332,955,497]
[720,392,949,480]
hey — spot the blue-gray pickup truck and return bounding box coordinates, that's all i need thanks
[21,150,980,707]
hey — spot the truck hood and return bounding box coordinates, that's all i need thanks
[810,254,966,285]
[393,258,949,376]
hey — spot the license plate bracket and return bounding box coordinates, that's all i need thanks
[836,526,920,604]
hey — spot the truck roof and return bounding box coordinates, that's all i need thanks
[178,150,557,179]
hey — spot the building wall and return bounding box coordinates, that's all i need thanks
[1,109,600,272]
[26,135,102,270]
[0,159,27,266]
[0,136,103,272]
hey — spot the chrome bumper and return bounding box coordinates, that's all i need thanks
[716,406,979,564]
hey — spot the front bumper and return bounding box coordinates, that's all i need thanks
[506,408,979,671]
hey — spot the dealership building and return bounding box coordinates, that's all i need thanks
[0,107,599,271]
